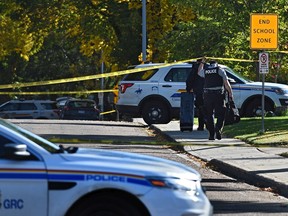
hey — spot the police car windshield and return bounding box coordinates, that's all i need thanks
[0,119,61,153]
[223,66,252,83]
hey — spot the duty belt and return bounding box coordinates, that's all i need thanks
[204,89,224,94]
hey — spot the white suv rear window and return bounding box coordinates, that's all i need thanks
[124,69,158,81]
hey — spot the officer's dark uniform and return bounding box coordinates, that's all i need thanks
[186,61,205,130]
[201,62,227,140]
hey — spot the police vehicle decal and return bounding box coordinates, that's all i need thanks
[0,169,46,179]
[48,173,84,181]
[135,88,142,94]
[0,172,46,179]
[0,194,24,210]
[48,170,151,186]
[0,169,151,187]
[171,89,187,98]
[231,86,275,93]
[171,93,181,98]
[152,86,158,91]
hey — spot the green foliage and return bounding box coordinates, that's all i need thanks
[0,1,34,60]
[163,0,288,84]
[0,0,288,105]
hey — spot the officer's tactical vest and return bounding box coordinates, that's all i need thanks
[204,66,223,89]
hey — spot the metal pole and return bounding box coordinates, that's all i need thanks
[100,50,104,120]
[142,0,147,62]
[261,72,265,133]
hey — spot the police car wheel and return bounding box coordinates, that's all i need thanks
[68,194,144,216]
[142,101,169,125]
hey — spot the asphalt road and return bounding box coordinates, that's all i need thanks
[11,119,288,216]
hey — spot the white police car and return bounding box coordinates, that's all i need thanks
[117,63,288,125]
[0,100,60,119]
[0,118,212,216]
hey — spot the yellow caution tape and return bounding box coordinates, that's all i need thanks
[205,56,257,62]
[0,55,277,90]
[267,50,288,54]
[0,89,117,95]
[99,110,116,115]
[0,59,195,90]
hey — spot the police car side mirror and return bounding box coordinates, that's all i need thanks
[3,143,31,160]
[228,78,236,84]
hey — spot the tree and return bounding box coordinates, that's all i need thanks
[1,0,288,104]
[163,0,288,84]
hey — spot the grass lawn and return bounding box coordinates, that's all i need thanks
[223,116,288,146]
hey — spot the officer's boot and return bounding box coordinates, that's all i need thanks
[215,126,222,140]
[208,130,215,140]
[207,126,215,140]
[205,121,215,140]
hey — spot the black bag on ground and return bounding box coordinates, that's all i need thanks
[225,100,240,125]
[180,92,194,132]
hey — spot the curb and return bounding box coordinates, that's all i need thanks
[208,159,288,198]
[149,124,178,143]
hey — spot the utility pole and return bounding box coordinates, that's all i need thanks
[100,50,104,120]
[142,0,147,62]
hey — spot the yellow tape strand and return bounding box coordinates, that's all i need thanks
[267,50,288,54]
[205,56,257,62]
[0,89,117,95]
[0,57,225,90]
[100,110,116,115]
[0,55,276,90]
[0,59,194,90]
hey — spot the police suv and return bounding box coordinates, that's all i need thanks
[0,118,212,216]
[0,100,59,119]
[117,63,288,125]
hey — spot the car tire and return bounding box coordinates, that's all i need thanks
[68,194,144,216]
[142,101,170,125]
[245,98,274,117]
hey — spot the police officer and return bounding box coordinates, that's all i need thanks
[186,59,205,130]
[198,59,233,140]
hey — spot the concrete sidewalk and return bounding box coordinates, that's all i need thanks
[150,120,288,198]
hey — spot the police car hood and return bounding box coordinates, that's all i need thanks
[60,148,201,180]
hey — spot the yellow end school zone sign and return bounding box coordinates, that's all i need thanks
[250,13,278,50]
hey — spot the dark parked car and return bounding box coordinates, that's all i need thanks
[60,99,100,120]
[56,96,75,109]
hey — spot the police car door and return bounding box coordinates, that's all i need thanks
[0,134,48,216]
[16,102,38,119]
[158,66,192,108]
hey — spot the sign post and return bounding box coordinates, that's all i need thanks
[259,52,269,133]
[250,13,278,133]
